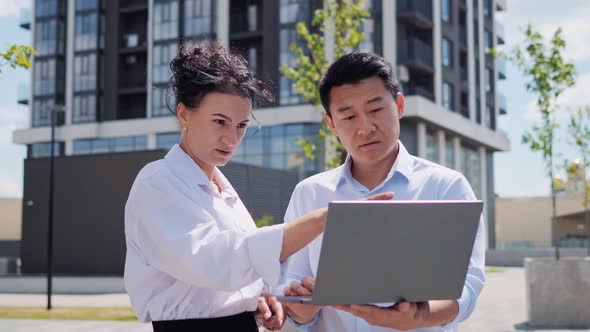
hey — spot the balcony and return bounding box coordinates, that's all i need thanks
[17,84,29,105]
[397,0,433,29]
[496,20,505,45]
[405,84,435,102]
[496,0,507,11]
[499,94,507,115]
[497,56,506,79]
[20,8,31,30]
[398,38,433,74]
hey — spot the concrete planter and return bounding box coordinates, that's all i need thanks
[525,257,590,328]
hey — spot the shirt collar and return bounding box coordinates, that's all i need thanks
[336,140,413,189]
[164,144,238,201]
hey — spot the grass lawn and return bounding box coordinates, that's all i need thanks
[485,266,506,273]
[0,307,138,321]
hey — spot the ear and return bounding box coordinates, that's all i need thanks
[324,113,336,133]
[176,102,191,129]
[395,93,405,119]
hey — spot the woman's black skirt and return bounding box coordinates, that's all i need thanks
[152,311,258,331]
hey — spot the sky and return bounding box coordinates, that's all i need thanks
[0,0,589,198]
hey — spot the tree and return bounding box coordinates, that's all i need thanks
[566,106,590,255]
[279,0,370,169]
[255,214,274,228]
[0,45,35,73]
[510,24,576,259]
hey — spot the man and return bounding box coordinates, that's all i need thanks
[281,52,485,331]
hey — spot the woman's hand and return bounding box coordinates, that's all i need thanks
[256,293,285,331]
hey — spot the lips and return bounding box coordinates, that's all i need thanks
[359,140,380,148]
[215,149,231,156]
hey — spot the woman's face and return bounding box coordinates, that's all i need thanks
[177,92,252,170]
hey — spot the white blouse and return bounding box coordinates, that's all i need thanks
[124,144,284,323]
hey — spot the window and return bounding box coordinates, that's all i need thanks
[485,105,493,129]
[152,86,174,117]
[32,98,55,127]
[358,0,382,55]
[75,12,98,51]
[279,0,311,105]
[461,145,481,198]
[248,47,258,74]
[484,29,493,50]
[73,136,147,155]
[184,0,215,38]
[248,3,257,32]
[445,137,455,168]
[152,43,177,83]
[34,59,57,96]
[485,68,493,93]
[74,53,97,92]
[156,132,181,150]
[425,130,439,163]
[73,94,96,123]
[443,82,454,111]
[76,0,98,11]
[483,0,491,16]
[31,142,62,158]
[441,0,451,23]
[154,0,179,41]
[36,0,58,18]
[442,38,452,67]
[34,20,60,56]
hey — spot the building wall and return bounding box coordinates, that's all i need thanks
[495,196,585,248]
[20,150,298,275]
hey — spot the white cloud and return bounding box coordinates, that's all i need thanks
[0,0,27,17]
[499,1,590,62]
[0,173,21,198]
[521,72,590,124]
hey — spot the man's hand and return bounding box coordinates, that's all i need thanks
[333,301,430,330]
[281,276,323,324]
[256,293,285,331]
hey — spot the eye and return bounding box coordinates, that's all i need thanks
[237,123,248,129]
[213,119,225,126]
[343,115,355,121]
[371,108,383,113]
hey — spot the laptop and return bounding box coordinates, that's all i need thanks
[277,200,483,305]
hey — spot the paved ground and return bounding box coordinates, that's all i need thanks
[1,267,588,332]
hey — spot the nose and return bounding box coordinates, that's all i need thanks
[221,127,239,148]
[357,115,376,136]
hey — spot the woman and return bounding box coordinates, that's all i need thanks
[124,42,390,331]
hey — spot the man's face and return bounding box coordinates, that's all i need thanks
[324,76,405,166]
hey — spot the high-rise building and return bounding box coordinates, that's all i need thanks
[15,0,509,248]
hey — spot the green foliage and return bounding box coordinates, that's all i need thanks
[279,0,370,169]
[255,214,274,228]
[0,45,35,73]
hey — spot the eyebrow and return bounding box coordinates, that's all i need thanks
[367,96,383,104]
[212,113,250,123]
[335,96,384,113]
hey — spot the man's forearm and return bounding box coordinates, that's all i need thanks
[423,300,459,327]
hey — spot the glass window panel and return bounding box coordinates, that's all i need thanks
[441,0,451,22]
[156,132,181,150]
[73,139,91,155]
[91,138,110,154]
[445,137,455,168]
[75,12,98,51]
[184,0,215,37]
[425,130,439,162]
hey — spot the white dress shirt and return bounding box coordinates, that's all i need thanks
[283,141,486,332]
[124,144,284,323]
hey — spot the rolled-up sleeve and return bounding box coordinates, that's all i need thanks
[441,175,486,324]
[129,177,284,292]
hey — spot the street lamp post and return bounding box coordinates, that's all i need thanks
[47,104,64,311]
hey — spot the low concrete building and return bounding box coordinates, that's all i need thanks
[0,198,21,257]
[495,196,587,248]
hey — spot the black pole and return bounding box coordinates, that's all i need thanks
[47,110,56,310]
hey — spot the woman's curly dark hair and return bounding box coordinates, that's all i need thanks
[169,41,273,114]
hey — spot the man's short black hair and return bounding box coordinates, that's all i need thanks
[319,52,400,116]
